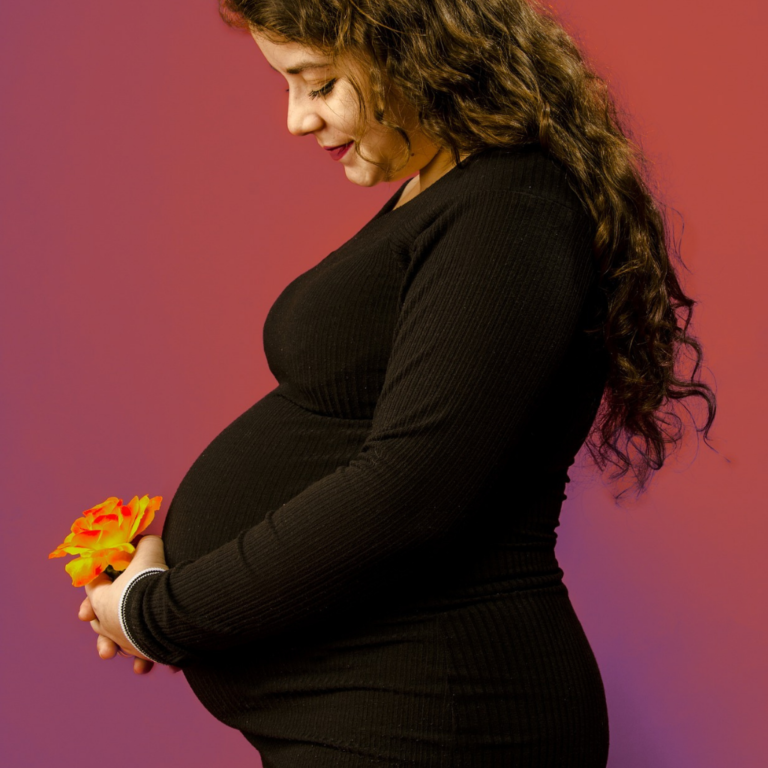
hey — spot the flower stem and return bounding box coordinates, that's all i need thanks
[104,564,124,582]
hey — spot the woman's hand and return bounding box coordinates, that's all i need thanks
[79,535,181,675]
[78,597,158,674]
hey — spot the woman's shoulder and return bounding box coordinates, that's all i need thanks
[458,143,585,213]
[379,143,591,261]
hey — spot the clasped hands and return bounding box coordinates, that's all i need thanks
[78,534,181,675]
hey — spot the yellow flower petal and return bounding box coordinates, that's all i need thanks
[87,497,122,516]
[133,495,161,538]
[105,544,135,571]
[48,544,91,559]
[65,553,111,587]
[67,528,105,550]
[92,513,119,526]
[124,496,143,540]
[96,515,132,550]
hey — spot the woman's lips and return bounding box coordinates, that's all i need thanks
[326,141,353,161]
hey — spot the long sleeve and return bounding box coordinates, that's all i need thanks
[123,188,598,668]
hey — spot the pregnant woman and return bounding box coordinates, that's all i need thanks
[80,1,717,765]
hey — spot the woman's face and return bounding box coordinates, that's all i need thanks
[250,31,446,188]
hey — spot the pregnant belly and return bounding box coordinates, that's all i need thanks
[161,387,372,566]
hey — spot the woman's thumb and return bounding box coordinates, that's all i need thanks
[133,534,167,568]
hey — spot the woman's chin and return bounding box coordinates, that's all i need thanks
[342,165,390,189]
[342,158,389,187]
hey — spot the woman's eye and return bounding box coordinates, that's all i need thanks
[285,79,337,100]
[309,79,337,99]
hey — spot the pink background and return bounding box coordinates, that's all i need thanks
[2,1,765,765]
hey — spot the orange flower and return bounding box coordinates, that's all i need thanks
[49,495,162,587]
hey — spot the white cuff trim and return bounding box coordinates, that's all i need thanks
[118,567,168,665]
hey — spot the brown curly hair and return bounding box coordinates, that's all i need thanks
[218,0,718,501]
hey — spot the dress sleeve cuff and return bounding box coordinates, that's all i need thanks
[118,568,168,665]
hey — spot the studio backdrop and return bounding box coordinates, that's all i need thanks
[1,1,765,766]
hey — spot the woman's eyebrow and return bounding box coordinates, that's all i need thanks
[269,61,331,75]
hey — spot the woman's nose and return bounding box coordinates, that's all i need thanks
[286,94,324,137]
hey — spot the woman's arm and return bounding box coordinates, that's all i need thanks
[123,189,598,668]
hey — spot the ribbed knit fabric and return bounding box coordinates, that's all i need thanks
[124,143,611,766]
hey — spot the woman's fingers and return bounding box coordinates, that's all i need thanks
[97,635,155,674]
[78,596,96,622]
[97,634,118,659]
[133,657,154,675]
[82,597,161,675]
[98,636,156,674]
[82,603,170,675]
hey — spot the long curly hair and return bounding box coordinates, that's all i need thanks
[218,0,717,501]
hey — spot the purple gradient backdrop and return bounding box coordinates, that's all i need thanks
[2,1,765,766]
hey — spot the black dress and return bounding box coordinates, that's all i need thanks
[123,143,611,766]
